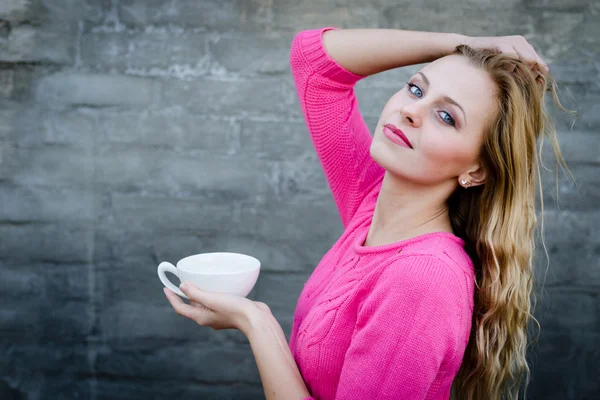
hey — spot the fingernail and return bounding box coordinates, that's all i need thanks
[180,283,188,291]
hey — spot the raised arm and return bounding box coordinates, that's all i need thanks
[289,27,468,228]
[321,28,549,76]
[321,28,467,77]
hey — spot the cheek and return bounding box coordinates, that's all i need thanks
[419,131,477,168]
[382,91,406,113]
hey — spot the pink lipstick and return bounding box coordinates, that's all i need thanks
[383,124,412,148]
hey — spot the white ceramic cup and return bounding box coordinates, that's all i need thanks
[157,252,261,299]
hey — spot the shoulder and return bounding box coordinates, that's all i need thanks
[365,240,475,306]
[400,233,475,277]
[374,253,464,294]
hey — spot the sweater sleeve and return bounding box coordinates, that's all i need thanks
[333,256,464,399]
[289,27,385,228]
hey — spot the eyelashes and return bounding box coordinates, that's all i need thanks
[439,110,455,126]
[405,81,456,127]
[407,82,423,97]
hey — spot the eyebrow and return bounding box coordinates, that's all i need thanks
[417,72,467,122]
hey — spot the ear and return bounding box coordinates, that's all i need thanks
[459,164,486,188]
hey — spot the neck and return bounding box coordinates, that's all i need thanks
[366,172,455,245]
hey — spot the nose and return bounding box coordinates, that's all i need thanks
[400,102,423,128]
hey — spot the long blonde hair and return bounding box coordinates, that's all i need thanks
[447,45,575,399]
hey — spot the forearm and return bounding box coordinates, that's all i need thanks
[245,310,311,400]
[322,28,468,77]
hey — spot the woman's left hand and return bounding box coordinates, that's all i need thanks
[163,283,270,336]
[465,34,549,74]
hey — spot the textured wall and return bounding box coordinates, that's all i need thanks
[0,1,598,399]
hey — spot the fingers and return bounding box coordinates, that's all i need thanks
[164,287,217,329]
[495,43,519,61]
[489,35,549,77]
[164,287,200,320]
[180,282,214,307]
[527,43,549,74]
[534,70,547,90]
[525,40,549,73]
[512,36,549,74]
[512,45,535,69]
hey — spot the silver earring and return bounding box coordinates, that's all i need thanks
[461,179,468,187]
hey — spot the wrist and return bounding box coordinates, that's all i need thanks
[420,32,470,62]
[242,304,272,338]
[245,306,290,348]
[445,32,470,53]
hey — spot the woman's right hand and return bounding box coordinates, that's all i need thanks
[464,35,549,75]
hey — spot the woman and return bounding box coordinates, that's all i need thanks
[164,26,569,400]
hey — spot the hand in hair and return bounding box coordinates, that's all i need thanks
[464,35,548,75]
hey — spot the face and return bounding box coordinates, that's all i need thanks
[370,54,497,187]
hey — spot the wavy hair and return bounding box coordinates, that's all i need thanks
[447,45,575,399]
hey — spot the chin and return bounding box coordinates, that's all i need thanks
[369,140,408,176]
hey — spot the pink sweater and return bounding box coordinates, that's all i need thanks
[288,27,476,400]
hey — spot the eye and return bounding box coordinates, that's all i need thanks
[407,82,423,98]
[439,110,455,126]
[406,81,457,127]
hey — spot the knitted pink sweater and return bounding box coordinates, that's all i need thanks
[288,27,476,400]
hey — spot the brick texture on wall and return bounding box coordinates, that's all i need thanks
[0,1,598,399]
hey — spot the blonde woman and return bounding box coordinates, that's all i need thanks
[164,26,568,400]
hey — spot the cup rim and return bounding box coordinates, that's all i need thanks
[176,252,261,274]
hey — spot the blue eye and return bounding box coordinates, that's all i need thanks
[406,81,457,127]
[439,111,455,126]
[407,83,423,98]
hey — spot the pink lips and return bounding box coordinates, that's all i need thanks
[383,124,413,148]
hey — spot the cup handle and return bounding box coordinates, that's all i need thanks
[157,261,188,299]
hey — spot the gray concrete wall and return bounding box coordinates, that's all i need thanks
[0,1,598,399]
